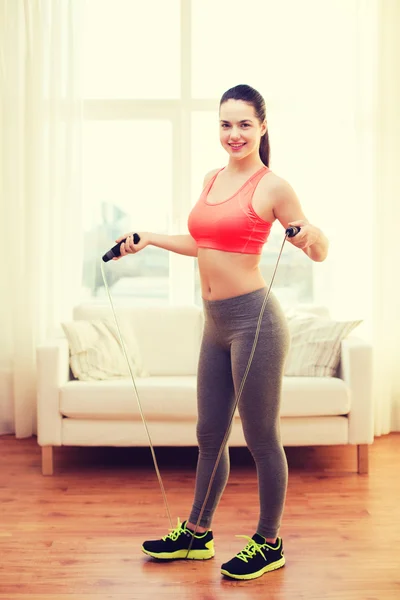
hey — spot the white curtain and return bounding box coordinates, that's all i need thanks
[371,0,400,434]
[0,0,83,437]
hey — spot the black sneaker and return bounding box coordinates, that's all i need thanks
[141,518,215,560]
[221,534,285,580]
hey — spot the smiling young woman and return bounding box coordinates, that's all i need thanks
[115,84,329,581]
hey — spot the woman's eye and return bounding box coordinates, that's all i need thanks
[221,123,250,128]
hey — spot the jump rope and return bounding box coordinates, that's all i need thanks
[100,225,300,558]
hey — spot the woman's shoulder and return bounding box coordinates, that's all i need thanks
[203,167,222,187]
[258,169,302,215]
[252,169,295,220]
[260,168,291,194]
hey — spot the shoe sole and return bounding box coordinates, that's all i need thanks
[221,556,285,580]
[142,546,215,561]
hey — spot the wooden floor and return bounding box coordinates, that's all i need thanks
[0,434,399,600]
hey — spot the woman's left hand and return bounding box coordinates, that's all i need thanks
[287,220,321,250]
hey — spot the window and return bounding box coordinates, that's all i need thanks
[82,0,362,310]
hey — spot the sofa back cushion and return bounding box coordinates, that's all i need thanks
[73,304,204,376]
[284,314,362,377]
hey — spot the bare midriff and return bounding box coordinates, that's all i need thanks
[198,248,268,301]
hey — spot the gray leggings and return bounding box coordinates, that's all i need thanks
[188,287,291,539]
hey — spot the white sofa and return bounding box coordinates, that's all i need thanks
[37,303,374,476]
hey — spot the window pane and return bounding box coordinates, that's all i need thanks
[192,0,356,108]
[83,0,180,99]
[82,120,171,305]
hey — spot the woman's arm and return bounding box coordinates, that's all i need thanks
[270,178,329,262]
[286,220,329,262]
[114,231,198,259]
[149,233,198,257]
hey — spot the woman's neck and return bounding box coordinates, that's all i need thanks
[225,154,264,175]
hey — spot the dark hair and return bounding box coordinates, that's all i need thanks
[219,84,270,167]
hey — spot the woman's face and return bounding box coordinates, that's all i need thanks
[219,99,266,161]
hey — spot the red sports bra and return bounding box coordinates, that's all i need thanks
[187,166,273,255]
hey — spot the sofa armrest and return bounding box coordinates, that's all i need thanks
[337,335,374,444]
[36,336,70,446]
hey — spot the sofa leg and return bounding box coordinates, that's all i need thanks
[357,444,368,474]
[42,446,54,476]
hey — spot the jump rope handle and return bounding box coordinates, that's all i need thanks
[285,226,301,238]
[102,233,141,262]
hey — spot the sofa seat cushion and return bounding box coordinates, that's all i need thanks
[60,375,351,420]
[281,376,350,416]
[60,376,198,421]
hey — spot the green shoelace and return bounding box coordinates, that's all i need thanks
[162,517,187,541]
[235,535,268,563]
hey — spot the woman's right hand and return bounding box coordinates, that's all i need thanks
[112,231,151,260]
